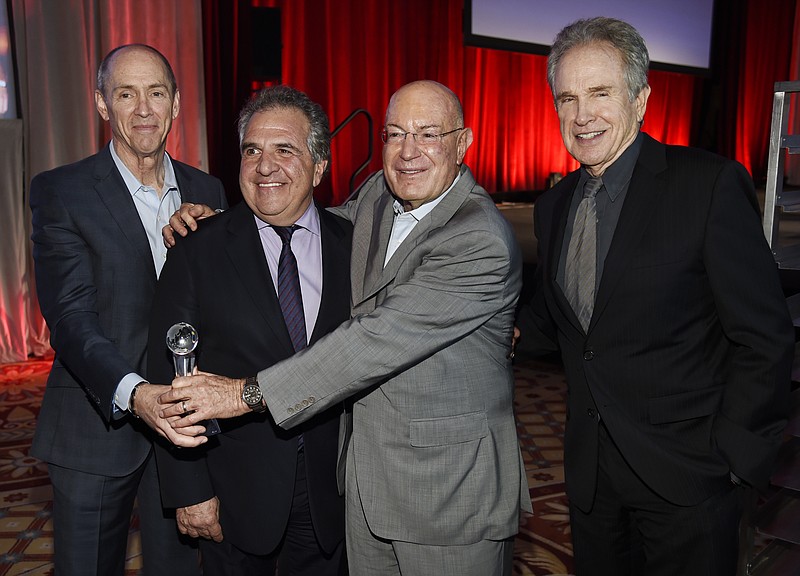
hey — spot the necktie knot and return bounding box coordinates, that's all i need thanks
[583,177,603,199]
[272,225,299,244]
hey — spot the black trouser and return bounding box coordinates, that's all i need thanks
[570,424,741,576]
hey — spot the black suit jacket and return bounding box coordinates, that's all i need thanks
[519,133,794,511]
[149,201,351,555]
[30,144,227,476]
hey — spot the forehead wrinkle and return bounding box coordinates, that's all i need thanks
[270,140,303,153]
[386,122,443,131]
[112,80,169,91]
[556,84,615,105]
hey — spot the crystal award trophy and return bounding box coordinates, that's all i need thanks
[166,322,220,436]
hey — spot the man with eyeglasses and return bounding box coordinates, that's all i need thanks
[159,80,531,576]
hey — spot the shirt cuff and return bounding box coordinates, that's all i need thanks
[115,373,146,412]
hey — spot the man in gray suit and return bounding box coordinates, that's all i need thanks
[30,44,227,575]
[160,80,531,576]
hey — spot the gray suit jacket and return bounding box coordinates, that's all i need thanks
[30,144,227,476]
[259,165,531,545]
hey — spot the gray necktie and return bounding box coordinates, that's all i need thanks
[565,177,602,331]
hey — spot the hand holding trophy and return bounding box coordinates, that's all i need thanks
[166,322,221,436]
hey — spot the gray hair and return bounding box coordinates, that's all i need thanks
[97,44,177,100]
[237,85,331,168]
[547,17,650,102]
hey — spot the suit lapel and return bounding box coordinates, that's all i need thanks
[93,145,156,278]
[347,172,385,307]
[311,208,351,344]
[172,160,195,202]
[224,203,295,356]
[591,135,667,328]
[361,165,475,302]
[362,191,395,298]
[547,171,585,332]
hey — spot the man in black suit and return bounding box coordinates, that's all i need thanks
[149,85,348,575]
[29,44,227,575]
[516,17,794,575]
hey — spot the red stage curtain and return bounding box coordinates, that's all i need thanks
[735,0,796,180]
[222,0,790,205]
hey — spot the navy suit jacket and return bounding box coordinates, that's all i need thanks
[519,133,794,511]
[149,201,351,555]
[30,144,227,476]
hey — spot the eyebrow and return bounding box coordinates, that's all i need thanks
[556,85,613,101]
[113,82,170,93]
[385,122,443,131]
[240,141,304,154]
[271,141,303,152]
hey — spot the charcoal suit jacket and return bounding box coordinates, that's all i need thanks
[518,132,794,512]
[30,144,227,476]
[149,200,350,555]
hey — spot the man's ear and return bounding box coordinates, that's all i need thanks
[95,90,110,121]
[456,127,474,165]
[172,89,181,120]
[313,160,328,187]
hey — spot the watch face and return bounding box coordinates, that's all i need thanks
[243,384,263,406]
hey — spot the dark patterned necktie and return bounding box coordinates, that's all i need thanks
[272,225,307,352]
[565,177,602,331]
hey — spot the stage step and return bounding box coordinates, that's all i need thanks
[746,540,800,576]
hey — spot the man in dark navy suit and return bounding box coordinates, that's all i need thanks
[30,44,227,575]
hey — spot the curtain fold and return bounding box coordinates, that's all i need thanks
[243,0,696,204]
[0,119,43,363]
[2,0,800,362]
[735,0,796,182]
[2,0,206,361]
[787,1,800,186]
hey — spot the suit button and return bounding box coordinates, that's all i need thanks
[587,408,596,419]
[287,407,295,415]
[583,350,594,361]
[295,403,303,411]
[302,399,310,407]
[308,396,315,403]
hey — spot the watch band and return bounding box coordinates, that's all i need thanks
[243,376,267,412]
[129,381,146,418]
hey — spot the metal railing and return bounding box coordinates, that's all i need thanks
[331,108,374,197]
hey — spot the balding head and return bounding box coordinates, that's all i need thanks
[381,80,473,210]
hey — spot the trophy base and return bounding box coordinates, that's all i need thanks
[202,418,221,436]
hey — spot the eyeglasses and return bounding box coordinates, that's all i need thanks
[380,127,464,146]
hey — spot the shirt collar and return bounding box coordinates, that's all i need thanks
[110,140,178,196]
[391,171,461,220]
[254,201,321,237]
[581,131,643,202]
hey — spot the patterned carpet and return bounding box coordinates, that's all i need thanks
[0,356,574,575]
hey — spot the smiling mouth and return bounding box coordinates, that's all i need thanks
[576,130,605,140]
